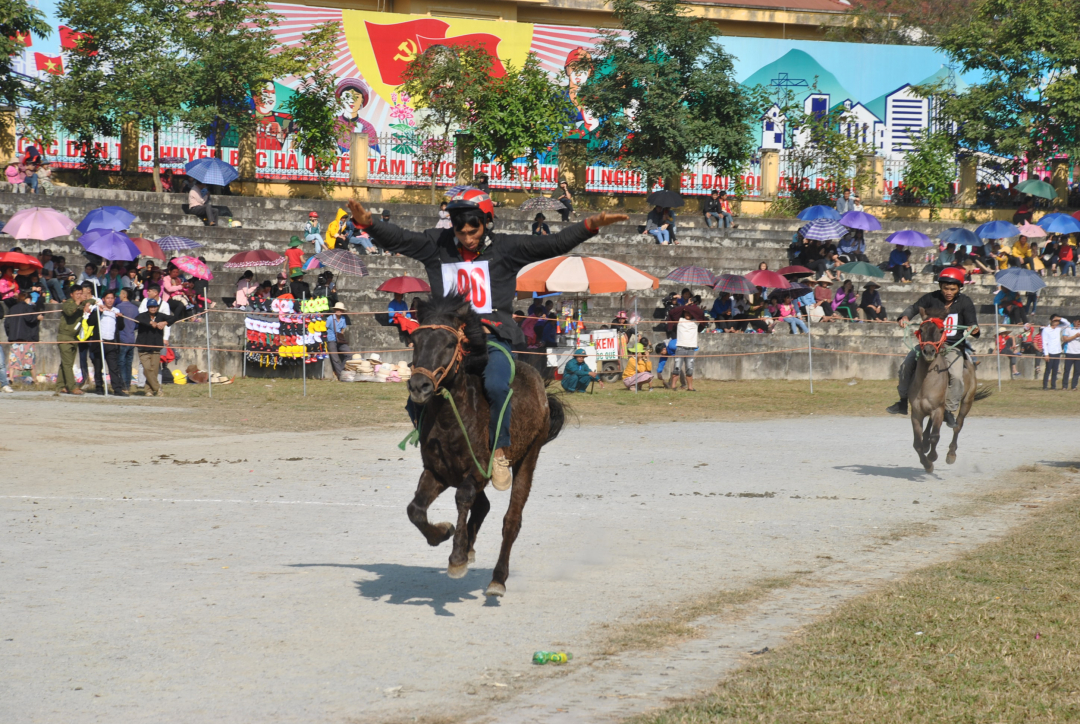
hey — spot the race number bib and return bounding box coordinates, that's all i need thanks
[944,313,959,337]
[441,260,493,314]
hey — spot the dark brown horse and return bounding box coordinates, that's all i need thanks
[909,308,991,473]
[404,293,566,597]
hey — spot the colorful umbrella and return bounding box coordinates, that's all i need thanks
[517,255,659,293]
[313,249,370,277]
[796,205,841,221]
[223,249,286,268]
[1035,213,1080,235]
[79,230,140,261]
[519,196,566,213]
[444,185,473,198]
[799,219,847,240]
[940,228,983,247]
[302,256,322,272]
[645,190,684,208]
[156,235,201,251]
[184,157,239,186]
[1016,178,1057,200]
[744,269,792,289]
[376,276,432,294]
[995,268,1046,293]
[975,220,1021,239]
[712,274,758,296]
[2,207,77,240]
[171,255,213,281]
[664,265,720,287]
[129,237,166,260]
[837,261,885,278]
[777,265,814,277]
[838,210,881,231]
[1017,221,1047,238]
[885,229,932,247]
[0,251,43,270]
[76,206,137,233]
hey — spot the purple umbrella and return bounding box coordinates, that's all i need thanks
[838,210,882,231]
[799,219,848,241]
[885,229,933,247]
[79,230,140,261]
[712,274,758,295]
[665,265,720,287]
[156,235,202,251]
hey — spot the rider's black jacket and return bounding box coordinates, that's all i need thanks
[363,220,597,346]
[899,291,980,344]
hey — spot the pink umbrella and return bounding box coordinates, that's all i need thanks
[744,269,792,289]
[1017,221,1047,238]
[170,255,213,281]
[2,207,77,240]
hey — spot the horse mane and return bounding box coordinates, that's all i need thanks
[415,292,488,373]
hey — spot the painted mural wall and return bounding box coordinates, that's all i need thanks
[15,1,976,195]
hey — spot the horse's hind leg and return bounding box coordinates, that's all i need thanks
[447,480,477,579]
[407,470,454,547]
[948,368,977,465]
[486,442,541,597]
[466,489,490,564]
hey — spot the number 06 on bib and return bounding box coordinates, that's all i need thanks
[441,261,493,314]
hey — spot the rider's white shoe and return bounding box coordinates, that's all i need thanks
[491,449,513,491]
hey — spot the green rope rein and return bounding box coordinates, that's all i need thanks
[903,322,974,358]
[398,341,517,480]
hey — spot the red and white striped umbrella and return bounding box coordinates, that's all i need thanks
[517,255,659,294]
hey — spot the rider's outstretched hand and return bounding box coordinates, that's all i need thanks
[584,212,629,232]
[347,199,373,228]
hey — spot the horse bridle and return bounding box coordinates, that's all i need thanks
[410,324,468,392]
[914,317,947,356]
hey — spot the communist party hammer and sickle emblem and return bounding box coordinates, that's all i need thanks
[393,39,418,62]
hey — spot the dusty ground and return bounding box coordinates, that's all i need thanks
[1,395,1078,723]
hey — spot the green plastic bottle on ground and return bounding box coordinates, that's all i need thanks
[532,651,573,665]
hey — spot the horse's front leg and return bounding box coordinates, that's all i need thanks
[910,411,930,472]
[407,470,454,547]
[447,478,477,579]
[926,409,943,465]
[466,489,491,564]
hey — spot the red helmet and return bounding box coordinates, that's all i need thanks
[937,267,966,285]
[446,188,494,220]
[308,211,318,218]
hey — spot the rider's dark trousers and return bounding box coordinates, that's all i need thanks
[483,335,513,451]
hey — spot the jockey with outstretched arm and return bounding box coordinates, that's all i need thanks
[346,191,627,491]
[885,266,980,427]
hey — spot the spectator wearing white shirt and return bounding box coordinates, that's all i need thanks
[1061,318,1080,391]
[1041,315,1064,390]
[672,309,700,391]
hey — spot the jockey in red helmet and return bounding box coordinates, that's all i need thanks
[346,190,626,491]
[886,266,980,426]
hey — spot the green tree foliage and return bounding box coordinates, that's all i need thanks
[468,53,576,189]
[826,0,980,45]
[571,0,758,190]
[931,0,1080,167]
[0,0,50,106]
[285,23,343,197]
[181,0,304,159]
[399,45,491,202]
[902,129,957,220]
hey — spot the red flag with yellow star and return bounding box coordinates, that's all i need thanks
[34,53,63,75]
[10,31,32,47]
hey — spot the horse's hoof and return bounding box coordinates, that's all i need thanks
[946,453,956,465]
[447,562,468,579]
[927,451,938,463]
[923,462,934,473]
[485,582,506,597]
[468,549,476,563]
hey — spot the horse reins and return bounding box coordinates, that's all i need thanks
[410,324,468,391]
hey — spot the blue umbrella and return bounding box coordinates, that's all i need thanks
[975,220,1021,239]
[799,219,847,240]
[184,157,239,186]
[76,206,137,233]
[838,210,881,231]
[156,235,202,251]
[995,268,1046,294]
[1035,213,1080,235]
[797,205,841,221]
[79,229,140,261]
[885,229,932,247]
[940,227,984,247]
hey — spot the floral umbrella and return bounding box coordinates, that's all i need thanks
[171,255,213,281]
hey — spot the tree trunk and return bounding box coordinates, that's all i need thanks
[152,121,163,193]
[430,153,439,205]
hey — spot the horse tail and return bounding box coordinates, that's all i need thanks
[973,385,994,402]
[545,393,570,445]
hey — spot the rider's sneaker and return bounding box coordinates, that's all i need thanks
[943,410,957,428]
[490,449,513,491]
[886,398,908,415]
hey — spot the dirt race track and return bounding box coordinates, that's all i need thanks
[2,395,1078,724]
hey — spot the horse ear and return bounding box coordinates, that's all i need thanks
[918,306,928,320]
